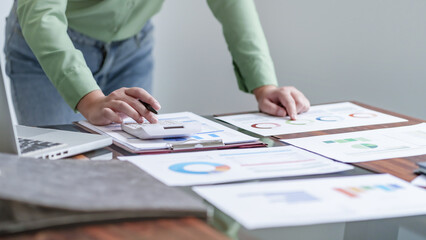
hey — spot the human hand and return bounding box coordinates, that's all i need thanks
[76,88,161,126]
[253,85,310,120]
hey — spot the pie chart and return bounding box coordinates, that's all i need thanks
[316,116,344,122]
[349,113,377,118]
[251,123,281,129]
[285,119,314,125]
[169,162,230,174]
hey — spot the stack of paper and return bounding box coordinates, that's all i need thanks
[412,175,426,188]
[216,102,407,136]
[193,174,426,229]
[77,112,260,153]
[76,104,425,232]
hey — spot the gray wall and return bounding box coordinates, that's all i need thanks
[0,0,15,122]
[1,0,425,120]
[0,0,13,85]
[152,0,426,119]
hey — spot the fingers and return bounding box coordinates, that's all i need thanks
[121,96,158,123]
[110,100,141,122]
[277,88,297,120]
[140,110,158,124]
[104,87,160,124]
[291,89,310,114]
[125,88,161,111]
[101,108,122,124]
[123,88,161,123]
[259,98,287,117]
[256,86,310,120]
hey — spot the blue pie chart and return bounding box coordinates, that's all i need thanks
[169,162,230,174]
[316,116,344,122]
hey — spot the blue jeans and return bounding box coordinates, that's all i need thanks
[4,5,154,126]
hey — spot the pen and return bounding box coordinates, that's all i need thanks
[139,100,158,115]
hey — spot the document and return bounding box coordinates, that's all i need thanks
[78,112,258,153]
[119,146,353,186]
[283,123,426,163]
[412,175,426,188]
[216,102,407,136]
[193,174,426,229]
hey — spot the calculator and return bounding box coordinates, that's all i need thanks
[121,120,202,139]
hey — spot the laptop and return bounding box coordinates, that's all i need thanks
[0,62,112,160]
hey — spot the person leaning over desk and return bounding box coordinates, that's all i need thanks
[4,0,310,127]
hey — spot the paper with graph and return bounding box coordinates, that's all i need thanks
[193,174,426,229]
[283,123,426,163]
[119,146,352,186]
[215,102,407,136]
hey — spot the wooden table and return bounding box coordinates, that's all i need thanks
[2,101,424,240]
[0,218,230,240]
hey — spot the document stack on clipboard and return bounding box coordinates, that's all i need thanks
[75,112,265,154]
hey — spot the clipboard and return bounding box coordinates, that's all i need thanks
[73,112,266,154]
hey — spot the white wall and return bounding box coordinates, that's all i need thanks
[0,0,15,122]
[0,0,13,86]
[153,0,426,119]
[1,0,425,119]
[152,0,258,115]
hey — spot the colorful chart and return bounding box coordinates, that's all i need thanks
[323,137,370,144]
[264,191,319,204]
[239,191,319,204]
[169,162,230,174]
[285,119,314,125]
[352,143,378,149]
[335,183,402,198]
[349,113,378,118]
[315,116,344,122]
[163,137,188,141]
[251,123,281,129]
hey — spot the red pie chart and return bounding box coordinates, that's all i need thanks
[251,123,281,129]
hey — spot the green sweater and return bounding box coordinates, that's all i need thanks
[17,0,278,110]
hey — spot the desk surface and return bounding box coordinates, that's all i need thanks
[0,217,229,240]
[3,101,425,240]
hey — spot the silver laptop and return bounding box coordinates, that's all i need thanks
[0,62,112,160]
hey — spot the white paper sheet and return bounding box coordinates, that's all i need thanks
[412,175,426,188]
[283,123,426,163]
[78,112,258,151]
[118,146,353,186]
[193,174,426,229]
[215,102,407,136]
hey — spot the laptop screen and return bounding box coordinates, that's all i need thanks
[0,62,20,155]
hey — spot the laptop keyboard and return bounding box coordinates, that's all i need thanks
[18,138,63,154]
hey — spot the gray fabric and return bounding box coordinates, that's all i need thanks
[0,153,207,234]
